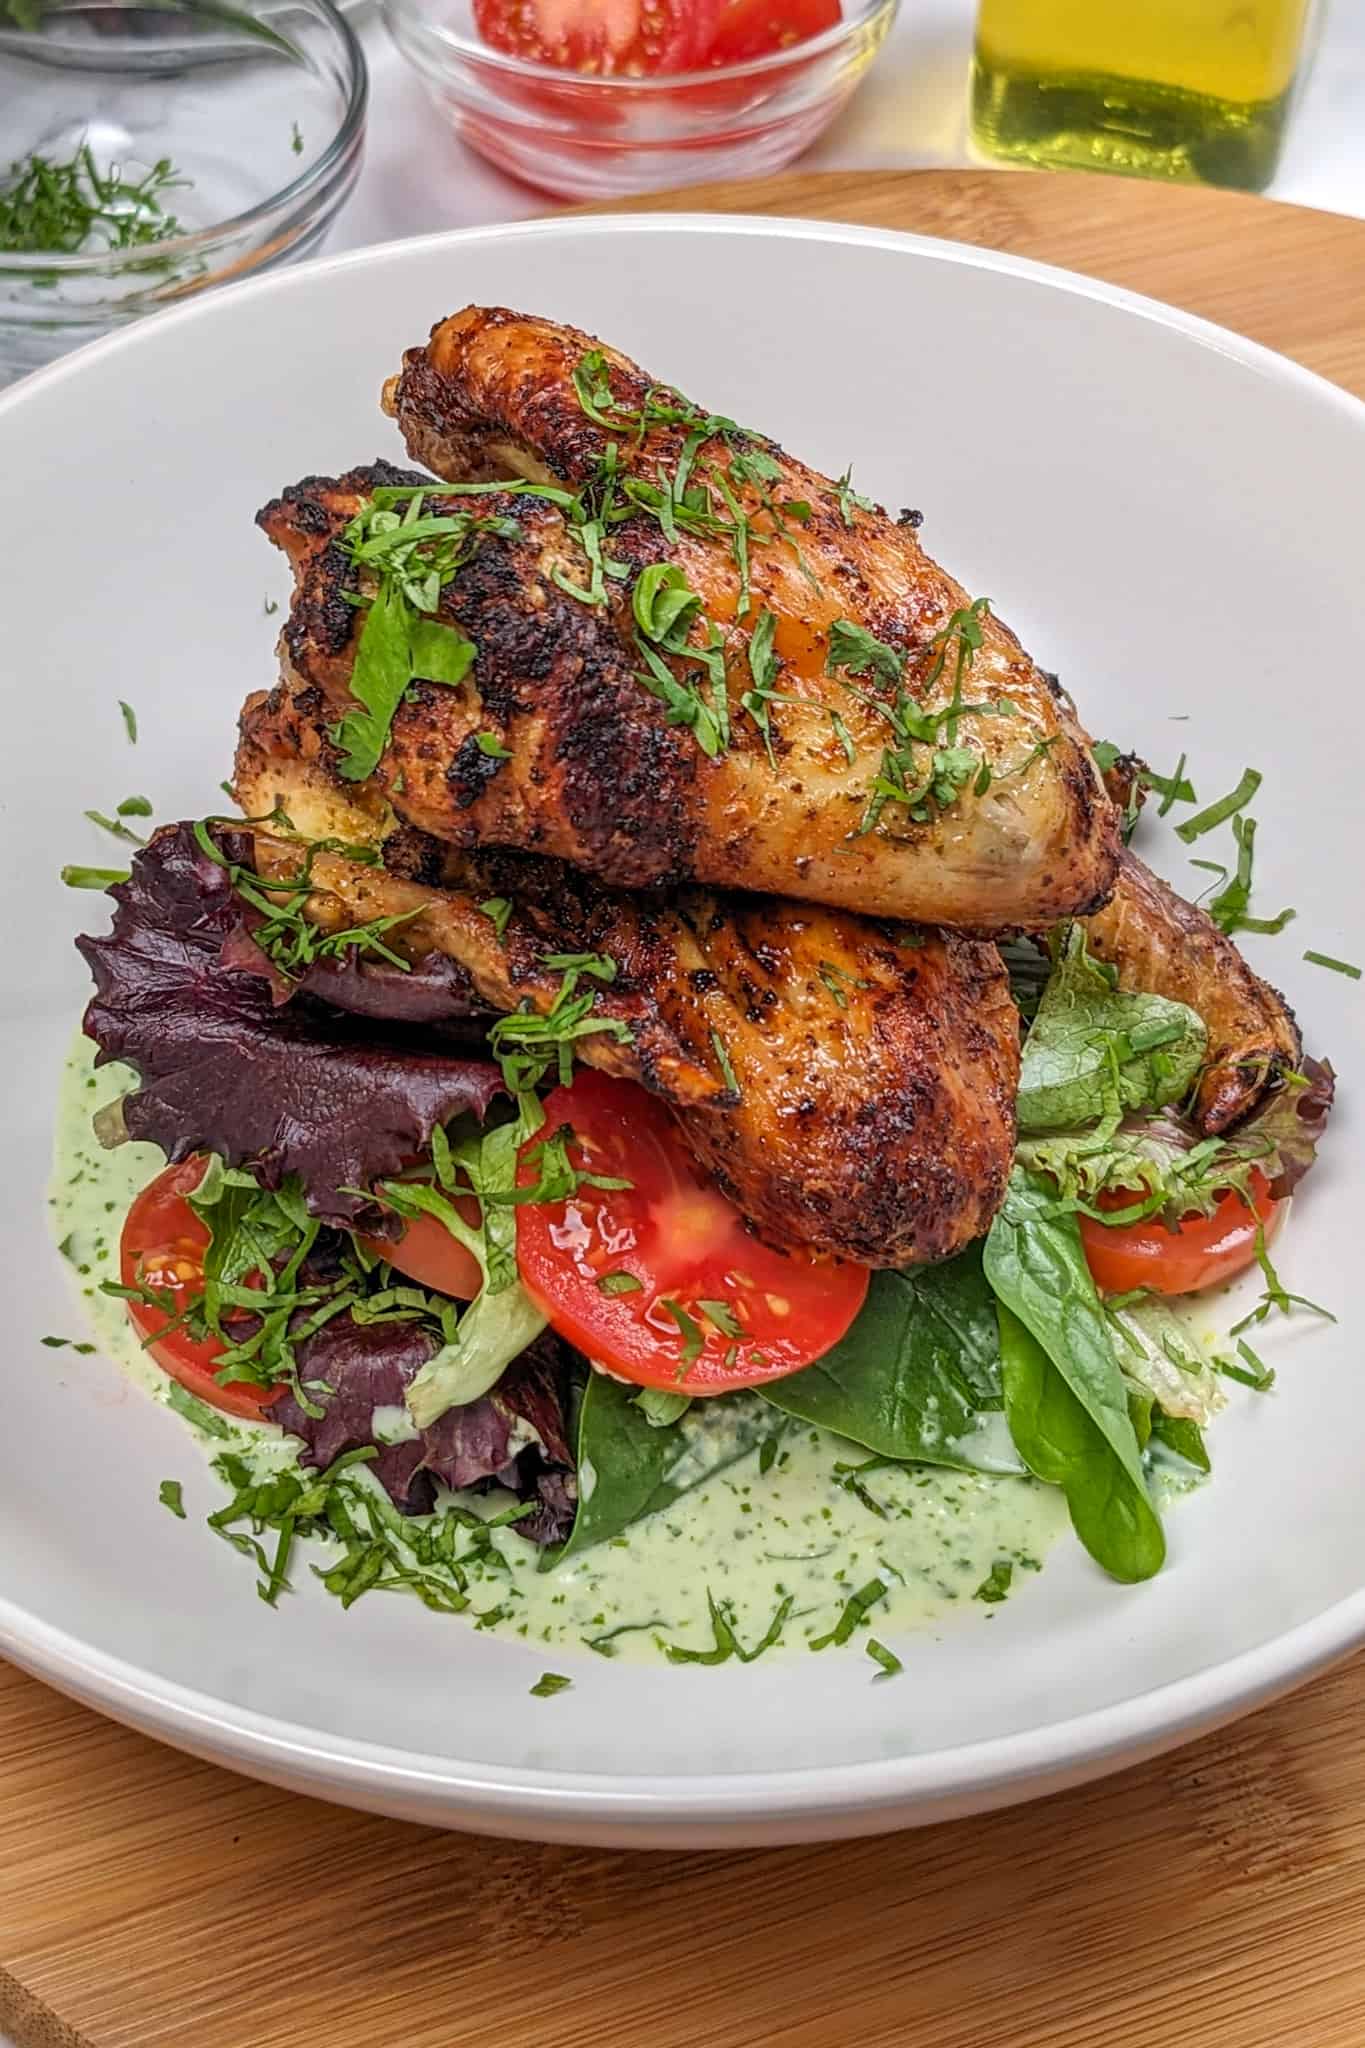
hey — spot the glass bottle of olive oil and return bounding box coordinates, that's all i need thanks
[971,0,1313,192]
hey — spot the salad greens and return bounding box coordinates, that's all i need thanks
[555,1374,771,1566]
[1016,928,1205,1134]
[762,1251,1023,1476]
[391,1103,550,1428]
[986,1181,1166,1583]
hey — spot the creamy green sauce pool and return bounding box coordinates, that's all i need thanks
[50,1036,1068,1665]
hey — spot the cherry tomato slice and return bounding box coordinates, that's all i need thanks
[120,1159,282,1419]
[473,0,721,75]
[704,0,840,62]
[1078,1169,1282,1298]
[514,1069,869,1393]
[358,1196,484,1300]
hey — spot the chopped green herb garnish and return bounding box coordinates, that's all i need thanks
[817,960,873,1009]
[0,142,188,258]
[696,1299,743,1339]
[741,606,781,767]
[835,467,875,526]
[584,1618,666,1657]
[865,1637,903,1678]
[61,865,128,890]
[710,1029,740,1097]
[119,699,138,744]
[666,1589,795,1665]
[1148,752,1195,815]
[479,896,512,941]
[290,121,304,155]
[487,952,631,1094]
[1304,950,1361,979]
[973,1559,1014,1604]
[1175,767,1261,843]
[474,730,512,759]
[1196,816,1294,938]
[159,1479,186,1519]
[829,709,858,766]
[810,1577,886,1651]
[332,492,484,782]
[40,1335,96,1353]
[84,807,145,846]
[530,1672,572,1697]
[598,1270,643,1296]
[658,1298,704,1370]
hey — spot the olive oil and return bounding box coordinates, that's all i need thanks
[971,0,1312,192]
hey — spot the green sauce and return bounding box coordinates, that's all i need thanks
[49,1034,1067,1665]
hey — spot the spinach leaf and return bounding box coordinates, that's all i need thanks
[762,1250,1023,1475]
[555,1374,770,1564]
[985,1171,1165,1582]
[1018,928,1205,1133]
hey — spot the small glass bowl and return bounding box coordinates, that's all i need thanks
[382,0,899,201]
[0,0,367,384]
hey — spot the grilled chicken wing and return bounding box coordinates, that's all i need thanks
[1084,849,1301,1133]
[265,308,1117,930]
[234,680,1020,1266]
[376,309,1119,929]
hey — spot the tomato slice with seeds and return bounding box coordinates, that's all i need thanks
[705,0,841,63]
[120,1158,283,1419]
[473,0,721,75]
[1078,1169,1283,1298]
[513,1069,869,1393]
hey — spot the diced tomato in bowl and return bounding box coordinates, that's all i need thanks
[385,0,894,202]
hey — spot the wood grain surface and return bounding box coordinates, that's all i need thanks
[6,169,1365,2048]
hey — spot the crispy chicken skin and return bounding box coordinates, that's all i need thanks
[1084,849,1301,1133]
[375,308,1119,929]
[234,681,1020,1267]
[259,309,1119,932]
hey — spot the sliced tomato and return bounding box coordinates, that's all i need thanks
[1078,1169,1283,1298]
[120,1159,282,1420]
[514,1069,869,1393]
[473,0,722,74]
[358,1196,483,1300]
[704,0,840,62]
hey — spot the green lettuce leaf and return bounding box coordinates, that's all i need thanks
[1018,928,1206,1134]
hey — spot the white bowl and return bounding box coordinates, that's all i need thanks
[2,215,1362,1848]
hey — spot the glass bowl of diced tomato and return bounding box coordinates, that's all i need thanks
[381,0,899,200]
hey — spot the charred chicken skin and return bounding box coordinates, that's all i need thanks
[262,303,1120,931]
[233,678,1020,1268]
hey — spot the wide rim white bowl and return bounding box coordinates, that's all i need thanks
[3,214,1362,1848]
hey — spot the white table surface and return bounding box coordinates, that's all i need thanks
[2,8,1359,2048]
[343,0,1365,254]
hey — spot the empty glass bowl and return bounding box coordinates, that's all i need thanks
[382,0,899,201]
[0,0,367,384]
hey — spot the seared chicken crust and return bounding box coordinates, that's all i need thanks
[259,307,1120,931]
[234,679,1020,1267]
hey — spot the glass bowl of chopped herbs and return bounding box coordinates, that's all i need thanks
[0,0,366,383]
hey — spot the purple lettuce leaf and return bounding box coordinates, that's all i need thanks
[76,824,504,1226]
[272,1316,579,1541]
[1242,1054,1336,1199]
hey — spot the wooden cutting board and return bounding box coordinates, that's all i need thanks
[5,170,1365,2048]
